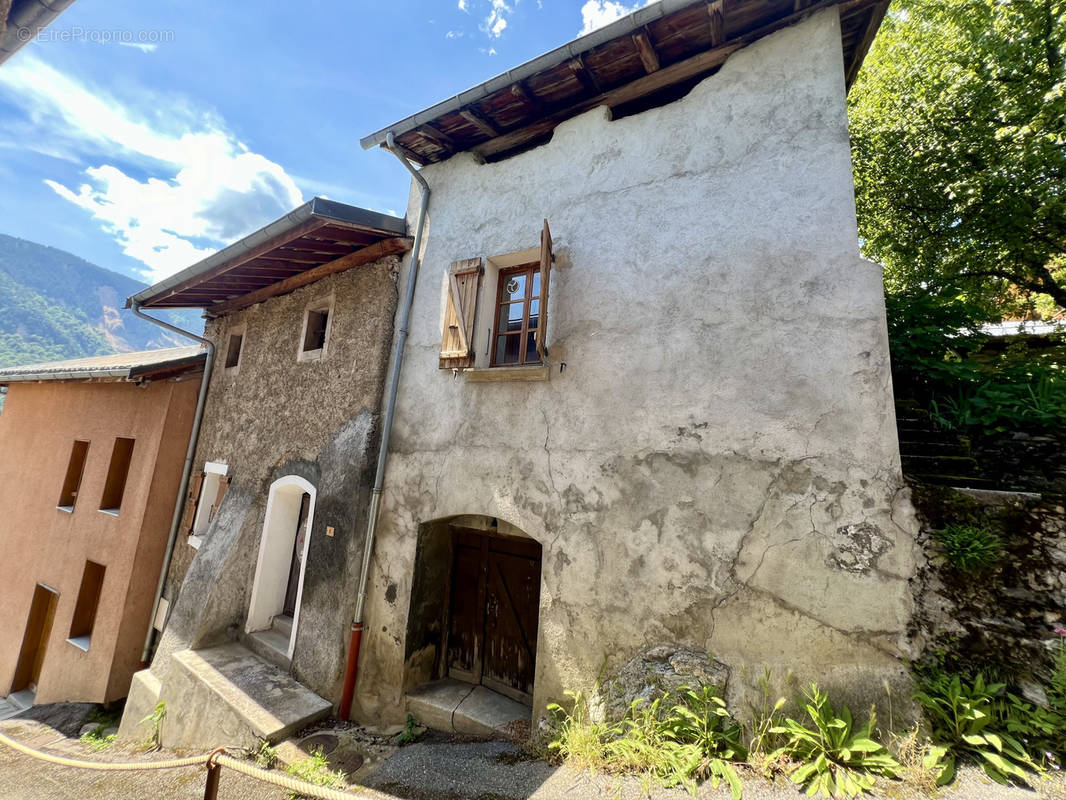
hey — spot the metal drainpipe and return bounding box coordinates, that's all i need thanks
[131,302,216,663]
[339,132,431,720]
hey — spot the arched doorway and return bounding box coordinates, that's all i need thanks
[246,476,316,659]
[406,515,542,706]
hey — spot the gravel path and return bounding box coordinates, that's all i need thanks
[1,707,1064,800]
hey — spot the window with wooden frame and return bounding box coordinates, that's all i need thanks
[67,561,105,651]
[298,296,334,362]
[181,462,231,548]
[438,220,553,371]
[99,437,135,514]
[57,440,90,511]
[492,263,542,366]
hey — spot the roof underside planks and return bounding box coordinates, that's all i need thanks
[362,0,889,166]
[129,198,410,312]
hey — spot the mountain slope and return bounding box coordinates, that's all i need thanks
[0,234,203,367]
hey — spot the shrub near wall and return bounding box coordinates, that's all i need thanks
[910,485,1066,679]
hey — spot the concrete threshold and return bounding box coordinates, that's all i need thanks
[406,678,530,737]
[167,643,331,748]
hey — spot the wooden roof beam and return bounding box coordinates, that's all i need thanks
[568,54,603,95]
[416,122,458,155]
[207,236,413,316]
[844,0,888,88]
[707,0,725,46]
[510,81,544,116]
[632,30,660,74]
[459,107,501,138]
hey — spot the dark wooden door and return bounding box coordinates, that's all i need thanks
[14,584,59,692]
[447,530,541,704]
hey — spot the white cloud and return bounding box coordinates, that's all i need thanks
[483,0,511,38]
[117,42,157,53]
[458,0,468,11]
[0,56,303,283]
[446,29,464,38]
[578,0,651,36]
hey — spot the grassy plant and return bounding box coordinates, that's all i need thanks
[933,524,1003,572]
[284,747,346,800]
[914,673,1039,786]
[769,684,899,798]
[548,685,746,798]
[253,740,278,769]
[744,667,787,761]
[888,727,940,796]
[140,700,166,752]
[397,713,423,745]
[79,725,116,752]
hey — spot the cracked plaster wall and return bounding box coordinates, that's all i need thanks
[356,7,920,723]
[145,258,399,705]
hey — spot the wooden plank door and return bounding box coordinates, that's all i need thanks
[482,537,541,704]
[13,585,59,693]
[446,530,541,704]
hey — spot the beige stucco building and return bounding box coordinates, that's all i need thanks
[0,348,203,706]
[354,0,917,726]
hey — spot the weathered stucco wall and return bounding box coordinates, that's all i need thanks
[149,258,399,703]
[0,376,198,704]
[357,7,919,724]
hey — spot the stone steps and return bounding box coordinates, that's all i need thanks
[406,679,529,737]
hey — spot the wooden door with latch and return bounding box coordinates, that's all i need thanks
[446,529,541,705]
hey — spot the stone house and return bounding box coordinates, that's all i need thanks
[122,0,920,745]
[352,0,918,730]
[119,199,410,747]
[0,348,204,708]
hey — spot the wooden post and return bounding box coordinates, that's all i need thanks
[203,754,223,800]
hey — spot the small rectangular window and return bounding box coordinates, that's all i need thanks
[491,264,542,367]
[68,561,105,650]
[99,437,135,514]
[303,309,329,353]
[58,440,90,510]
[224,333,243,369]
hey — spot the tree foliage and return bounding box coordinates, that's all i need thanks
[850,0,1066,313]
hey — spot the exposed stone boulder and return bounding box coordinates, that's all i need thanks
[598,645,729,722]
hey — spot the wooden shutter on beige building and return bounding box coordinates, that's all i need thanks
[179,471,205,537]
[440,257,483,369]
[536,220,553,360]
[209,475,231,524]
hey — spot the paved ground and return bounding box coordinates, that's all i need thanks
[0,705,1064,799]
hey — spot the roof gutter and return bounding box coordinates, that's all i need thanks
[131,303,216,663]
[359,0,701,151]
[0,0,78,67]
[339,131,431,720]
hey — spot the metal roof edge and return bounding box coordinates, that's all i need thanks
[0,350,206,384]
[359,0,700,151]
[0,0,78,66]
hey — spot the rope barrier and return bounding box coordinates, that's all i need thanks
[0,730,207,771]
[0,728,367,799]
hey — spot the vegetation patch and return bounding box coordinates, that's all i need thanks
[932,524,1003,573]
[284,747,347,800]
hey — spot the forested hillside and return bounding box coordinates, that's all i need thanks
[0,234,202,367]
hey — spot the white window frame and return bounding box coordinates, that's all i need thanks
[297,294,335,363]
[188,461,229,549]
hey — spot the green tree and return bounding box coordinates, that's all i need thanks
[850,0,1066,314]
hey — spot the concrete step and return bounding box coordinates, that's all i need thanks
[902,454,980,474]
[0,697,21,722]
[7,690,34,711]
[406,678,529,738]
[161,644,330,750]
[247,627,292,672]
[897,427,961,443]
[271,614,293,639]
[898,440,969,457]
[907,473,1000,490]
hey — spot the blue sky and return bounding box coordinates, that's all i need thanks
[0,0,647,286]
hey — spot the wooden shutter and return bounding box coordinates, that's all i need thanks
[536,220,553,360]
[208,475,231,524]
[179,471,205,537]
[439,257,482,369]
